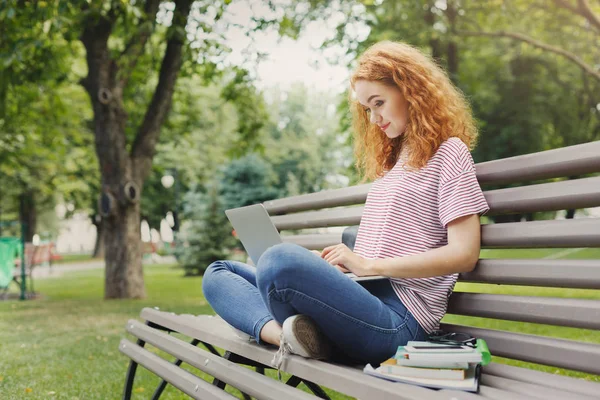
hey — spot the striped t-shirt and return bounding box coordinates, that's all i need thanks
[353,137,489,333]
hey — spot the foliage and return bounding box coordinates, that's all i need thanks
[218,154,280,210]
[177,182,236,276]
[262,83,351,194]
[0,2,99,236]
[221,67,269,157]
[267,0,599,176]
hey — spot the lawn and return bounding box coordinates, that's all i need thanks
[1,248,599,399]
[53,254,99,265]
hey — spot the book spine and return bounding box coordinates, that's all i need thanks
[379,366,465,381]
[395,351,482,363]
[476,339,492,366]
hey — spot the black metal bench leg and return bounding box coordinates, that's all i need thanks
[286,375,330,399]
[150,338,201,400]
[303,380,331,399]
[201,341,222,356]
[122,337,145,400]
[123,320,172,400]
[212,351,253,400]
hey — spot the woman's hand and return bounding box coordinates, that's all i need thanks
[311,249,351,273]
[321,244,374,276]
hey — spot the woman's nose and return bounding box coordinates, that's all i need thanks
[369,111,380,124]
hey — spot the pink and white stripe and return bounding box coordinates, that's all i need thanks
[353,137,489,333]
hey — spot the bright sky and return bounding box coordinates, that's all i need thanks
[159,0,369,94]
[217,1,359,94]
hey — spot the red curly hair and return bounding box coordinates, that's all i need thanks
[350,41,478,181]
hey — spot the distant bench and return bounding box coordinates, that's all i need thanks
[120,141,600,399]
[13,242,59,293]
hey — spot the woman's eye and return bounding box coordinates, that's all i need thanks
[374,101,383,107]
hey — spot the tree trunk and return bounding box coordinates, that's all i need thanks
[19,190,36,242]
[93,104,145,299]
[104,200,144,299]
[446,1,458,79]
[491,214,523,224]
[425,3,442,61]
[92,216,106,259]
[79,0,192,299]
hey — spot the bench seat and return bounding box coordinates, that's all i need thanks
[122,308,600,400]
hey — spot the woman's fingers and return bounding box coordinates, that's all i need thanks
[324,249,339,264]
[321,245,337,257]
[335,265,350,273]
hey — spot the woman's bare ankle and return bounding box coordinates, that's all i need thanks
[259,320,282,346]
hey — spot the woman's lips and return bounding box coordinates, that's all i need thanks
[381,122,390,131]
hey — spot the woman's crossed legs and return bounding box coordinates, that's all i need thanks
[202,243,426,364]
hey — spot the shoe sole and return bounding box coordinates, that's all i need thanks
[284,315,331,360]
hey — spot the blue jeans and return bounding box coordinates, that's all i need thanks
[202,243,427,364]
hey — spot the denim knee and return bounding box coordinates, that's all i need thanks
[256,243,306,285]
[202,260,227,301]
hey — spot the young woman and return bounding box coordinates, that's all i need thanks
[202,41,489,373]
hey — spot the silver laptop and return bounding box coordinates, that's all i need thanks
[225,204,386,282]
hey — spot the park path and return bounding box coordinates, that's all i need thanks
[31,256,177,279]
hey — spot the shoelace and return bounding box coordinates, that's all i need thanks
[271,332,292,381]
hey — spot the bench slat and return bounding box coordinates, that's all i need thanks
[439,323,600,375]
[265,184,371,215]
[125,320,316,400]
[474,385,537,400]
[118,339,237,400]
[436,388,500,400]
[282,218,600,249]
[272,206,363,230]
[282,233,341,249]
[483,362,600,397]
[139,309,456,400]
[481,218,600,248]
[270,177,600,230]
[484,176,600,215]
[475,140,600,185]
[483,363,600,398]
[264,141,600,215]
[447,293,600,330]
[480,374,595,400]
[269,178,600,228]
[460,259,600,289]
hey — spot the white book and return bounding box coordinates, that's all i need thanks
[394,358,470,369]
[396,345,482,364]
[364,363,481,392]
[379,361,465,380]
[405,341,474,353]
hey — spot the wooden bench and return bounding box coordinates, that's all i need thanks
[121,140,600,399]
[13,241,56,294]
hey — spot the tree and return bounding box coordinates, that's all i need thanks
[177,181,236,276]
[218,154,280,210]
[0,2,98,241]
[455,0,600,83]
[262,83,350,194]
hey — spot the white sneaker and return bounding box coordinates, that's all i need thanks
[271,315,331,378]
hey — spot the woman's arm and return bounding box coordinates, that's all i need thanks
[370,214,481,278]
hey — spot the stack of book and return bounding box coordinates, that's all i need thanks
[363,340,491,392]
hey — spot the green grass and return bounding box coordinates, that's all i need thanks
[1,248,599,399]
[0,264,351,400]
[54,254,98,265]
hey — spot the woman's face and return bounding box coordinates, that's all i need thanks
[354,80,409,139]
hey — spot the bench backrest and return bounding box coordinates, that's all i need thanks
[262,140,600,376]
